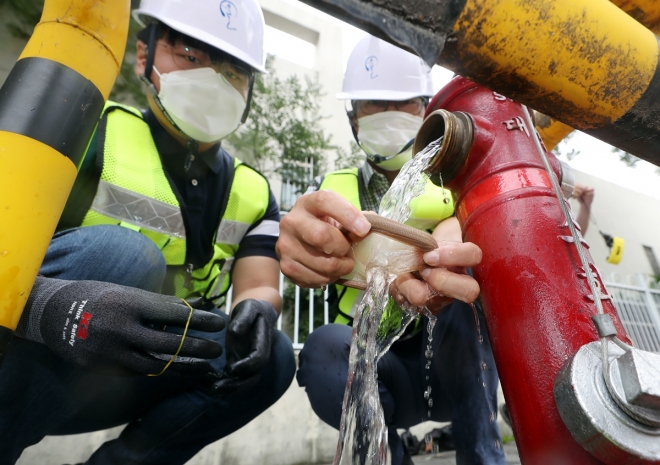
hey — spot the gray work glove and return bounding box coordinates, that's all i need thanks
[17,276,225,377]
[209,299,278,395]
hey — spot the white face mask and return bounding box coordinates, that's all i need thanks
[356,111,423,171]
[154,67,247,143]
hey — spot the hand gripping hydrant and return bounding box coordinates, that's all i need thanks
[413,76,660,465]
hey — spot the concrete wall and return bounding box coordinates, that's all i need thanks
[571,170,660,281]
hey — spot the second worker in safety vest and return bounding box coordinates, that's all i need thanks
[278,35,506,465]
[0,1,295,464]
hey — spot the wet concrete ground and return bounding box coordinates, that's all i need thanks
[411,441,521,464]
[320,441,521,465]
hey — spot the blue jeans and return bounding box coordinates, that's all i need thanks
[0,226,296,465]
[297,300,506,465]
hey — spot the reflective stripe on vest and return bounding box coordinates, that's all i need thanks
[320,167,455,323]
[80,102,270,305]
[91,180,186,239]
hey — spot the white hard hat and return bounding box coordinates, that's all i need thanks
[133,0,266,73]
[337,35,433,100]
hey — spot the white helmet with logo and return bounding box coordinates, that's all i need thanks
[337,35,433,101]
[134,0,266,73]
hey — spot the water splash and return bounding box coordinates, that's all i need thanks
[379,138,444,222]
[334,139,443,465]
[423,313,437,420]
[335,268,417,465]
[470,303,497,425]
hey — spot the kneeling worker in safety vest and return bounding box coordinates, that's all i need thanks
[0,1,295,463]
[278,36,506,465]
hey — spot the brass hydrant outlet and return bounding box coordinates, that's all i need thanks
[413,109,474,186]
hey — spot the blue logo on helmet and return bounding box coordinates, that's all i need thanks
[365,56,378,79]
[220,1,238,30]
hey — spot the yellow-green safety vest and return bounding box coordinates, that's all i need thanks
[319,167,455,325]
[79,102,271,305]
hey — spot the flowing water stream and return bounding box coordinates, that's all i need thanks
[334,139,443,465]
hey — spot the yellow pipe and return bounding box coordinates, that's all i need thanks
[0,0,129,343]
[534,112,575,151]
[0,136,77,329]
[535,0,660,150]
[441,0,659,129]
[20,1,128,100]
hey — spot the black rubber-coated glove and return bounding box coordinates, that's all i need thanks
[18,277,225,376]
[209,299,278,395]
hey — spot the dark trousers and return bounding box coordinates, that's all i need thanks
[297,300,506,465]
[0,226,296,465]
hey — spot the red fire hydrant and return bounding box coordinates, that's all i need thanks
[413,76,632,465]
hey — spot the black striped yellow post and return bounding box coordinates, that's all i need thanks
[0,0,129,356]
[301,0,660,167]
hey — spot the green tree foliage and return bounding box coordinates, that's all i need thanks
[551,130,580,160]
[1,0,146,106]
[551,126,659,175]
[227,57,335,199]
[0,0,42,39]
[609,148,660,175]
[611,147,640,168]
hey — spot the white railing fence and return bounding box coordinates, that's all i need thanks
[227,272,660,352]
[225,274,330,349]
[604,273,660,353]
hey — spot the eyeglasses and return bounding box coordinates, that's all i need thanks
[355,98,425,116]
[158,42,253,92]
